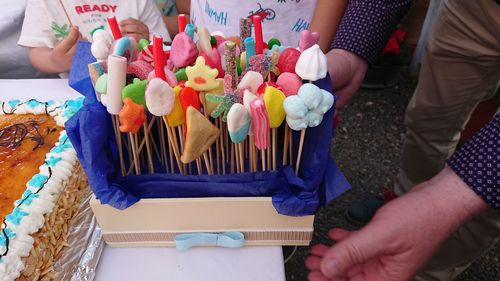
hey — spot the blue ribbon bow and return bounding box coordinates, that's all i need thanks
[175,231,245,250]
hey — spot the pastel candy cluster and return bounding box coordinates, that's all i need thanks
[283,83,334,131]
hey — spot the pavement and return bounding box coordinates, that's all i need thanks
[284,76,500,281]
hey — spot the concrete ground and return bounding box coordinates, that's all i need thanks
[284,76,500,280]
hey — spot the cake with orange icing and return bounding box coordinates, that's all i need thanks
[0,98,87,281]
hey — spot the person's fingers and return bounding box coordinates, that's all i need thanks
[57,26,80,52]
[307,271,334,281]
[310,244,330,256]
[320,230,385,278]
[328,228,351,241]
[305,255,323,271]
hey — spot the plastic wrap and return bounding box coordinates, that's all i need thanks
[66,41,351,216]
[54,190,104,281]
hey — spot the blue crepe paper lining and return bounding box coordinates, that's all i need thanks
[66,41,351,216]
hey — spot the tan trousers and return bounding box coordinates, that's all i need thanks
[394,0,500,280]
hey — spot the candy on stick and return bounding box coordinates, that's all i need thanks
[180,87,201,114]
[227,103,251,144]
[224,42,238,89]
[201,78,224,116]
[197,27,213,55]
[145,78,175,117]
[185,57,219,91]
[201,49,224,78]
[268,38,281,50]
[181,106,220,164]
[119,98,146,134]
[257,81,281,95]
[138,45,154,64]
[147,67,177,87]
[239,18,252,51]
[244,54,272,79]
[206,74,239,121]
[107,16,122,40]
[276,72,302,97]
[138,39,149,51]
[263,86,286,129]
[252,16,264,54]
[277,48,301,74]
[184,24,195,38]
[166,85,185,127]
[178,14,187,33]
[153,36,167,81]
[284,83,334,175]
[106,55,127,114]
[238,71,263,94]
[128,60,153,80]
[244,37,256,67]
[95,74,108,97]
[170,33,198,68]
[249,98,269,171]
[91,30,113,60]
[298,30,320,51]
[122,78,147,107]
[295,44,327,81]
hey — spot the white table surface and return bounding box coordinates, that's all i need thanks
[0,79,286,281]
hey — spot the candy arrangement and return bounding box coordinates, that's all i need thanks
[88,15,334,177]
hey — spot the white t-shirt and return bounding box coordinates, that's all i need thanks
[191,0,317,47]
[18,0,170,49]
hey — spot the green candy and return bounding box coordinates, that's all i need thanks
[122,78,147,107]
[95,74,108,94]
[210,36,217,46]
[268,38,281,49]
[138,39,149,51]
[175,68,188,81]
[236,57,242,75]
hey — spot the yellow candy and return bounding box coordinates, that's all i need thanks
[240,51,247,71]
[200,78,224,116]
[185,57,219,91]
[166,85,185,127]
[263,86,286,128]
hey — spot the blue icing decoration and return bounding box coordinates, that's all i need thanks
[51,143,72,154]
[62,98,84,119]
[27,174,49,188]
[26,100,40,108]
[59,131,68,141]
[47,100,55,106]
[0,228,16,248]
[6,208,29,225]
[7,99,20,108]
[19,190,39,206]
[46,156,62,167]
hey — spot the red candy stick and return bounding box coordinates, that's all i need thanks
[153,35,167,81]
[253,16,263,54]
[107,16,122,40]
[178,14,187,33]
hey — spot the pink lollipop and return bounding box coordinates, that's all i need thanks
[249,98,269,150]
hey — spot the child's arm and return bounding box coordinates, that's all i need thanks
[309,0,348,53]
[28,26,82,74]
[163,0,191,37]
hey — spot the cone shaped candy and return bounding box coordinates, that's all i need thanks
[181,106,220,163]
[295,45,327,81]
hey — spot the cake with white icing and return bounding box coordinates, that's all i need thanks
[0,98,87,281]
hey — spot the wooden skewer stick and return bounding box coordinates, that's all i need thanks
[215,118,221,175]
[272,128,277,170]
[238,143,245,173]
[177,126,188,175]
[158,118,169,173]
[58,0,74,26]
[142,121,154,174]
[129,133,141,175]
[203,152,213,175]
[267,146,271,171]
[219,118,226,175]
[196,158,203,175]
[230,143,236,174]
[289,128,293,165]
[112,116,126,176]
[282,125,289,165]
[295,129,306,176]
[261,149,266,171]
[162,117,184,174]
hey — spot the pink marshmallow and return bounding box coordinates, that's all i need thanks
[170,33,198,68]
[276,72,303,97]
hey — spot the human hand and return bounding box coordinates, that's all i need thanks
[120,18,149,42]
[49,26,82,73]
[326,49,368,109]
[305,166,488,281]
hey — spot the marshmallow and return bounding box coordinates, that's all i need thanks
[145,78,175,116]
[295,44,327,81]
[249,98,270,150]
[237,71,264,94]
[227,103,251,144]
[276,72,302,97]
[106,55,127,115]
[170,33,198,68]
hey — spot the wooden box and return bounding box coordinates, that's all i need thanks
[90,196,314,247]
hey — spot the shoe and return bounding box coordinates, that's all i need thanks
[345,187,398,226]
